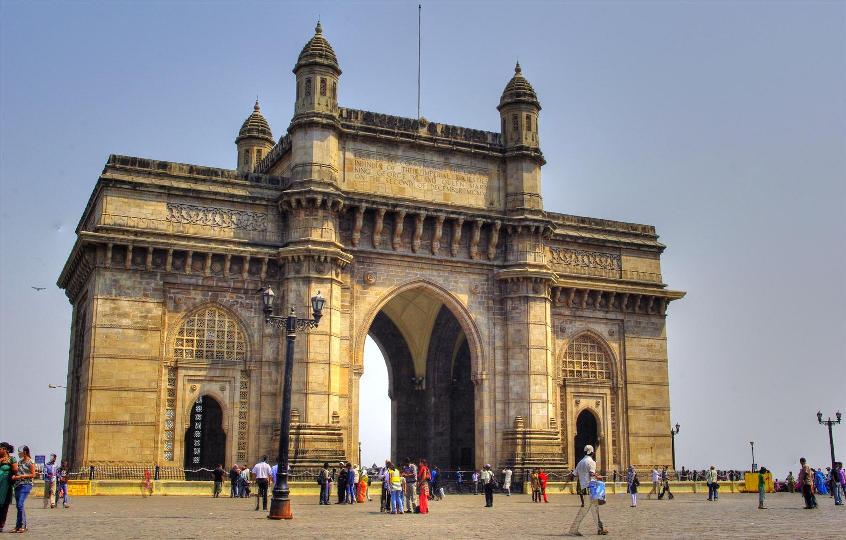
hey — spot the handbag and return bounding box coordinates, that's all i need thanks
[588,480,606,504]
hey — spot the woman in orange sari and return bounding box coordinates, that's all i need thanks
[417,459,431,514]
[356,467,368,503]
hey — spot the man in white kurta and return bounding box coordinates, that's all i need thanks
[568,445,608,536]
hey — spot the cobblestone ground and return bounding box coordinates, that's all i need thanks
[9,492,845,539]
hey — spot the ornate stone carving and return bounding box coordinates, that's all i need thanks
[364,271,376,285]
[450,217,464,257]
[351,205,365,247]
[549,247,621,278]
[488,221,501,260]
[470,220,482,259]
[412,212,426,253]
[392,209,406,250]
[432,215,445,254]
[372,208,386,248]
[166,203,267,232]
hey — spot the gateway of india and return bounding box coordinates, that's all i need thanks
[58,22,684,475]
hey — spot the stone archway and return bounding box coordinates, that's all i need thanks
[184,395,226,471]
[574,409,599,464]
[360,284,480,468]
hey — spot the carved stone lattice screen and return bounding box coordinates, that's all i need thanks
[563,335,610,380]
[174,307,246,362]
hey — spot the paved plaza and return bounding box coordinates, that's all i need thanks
[13,492,845,539]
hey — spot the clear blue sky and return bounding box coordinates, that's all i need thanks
[1,1,843,477]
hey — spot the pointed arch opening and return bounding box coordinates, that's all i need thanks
[184,395,226,471]
[357,281,483,469]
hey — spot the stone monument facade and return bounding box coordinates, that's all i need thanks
[58,23,684,474]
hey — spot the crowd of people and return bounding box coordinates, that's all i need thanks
[2,437,844,536]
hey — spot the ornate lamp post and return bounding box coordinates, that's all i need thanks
[817,410,841,470]
[670,423,680,471]
[261,287,325,520]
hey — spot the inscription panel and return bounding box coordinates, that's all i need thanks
[549,247,622,279]
[343,148,499,209]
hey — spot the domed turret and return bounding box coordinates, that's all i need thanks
[498,63,540,149]
[498,63,544,215]
[235,100,274,173]
[294,21,341,75]
[293,21,340,117]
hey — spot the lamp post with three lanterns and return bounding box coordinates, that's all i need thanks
[260,286,325,520]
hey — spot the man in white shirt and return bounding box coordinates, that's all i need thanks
[252,455,273,510]
[648,466,660,499]
[502,467,513,496]
[567,445,609,536]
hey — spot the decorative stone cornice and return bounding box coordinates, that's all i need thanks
[551,283,685,316]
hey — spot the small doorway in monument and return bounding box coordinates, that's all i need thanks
[183,395,226,477]
[574,409,600,465]
[362,287,475,471]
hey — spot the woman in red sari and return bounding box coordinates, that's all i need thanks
[538,468,549,503]
[417,459,431,514]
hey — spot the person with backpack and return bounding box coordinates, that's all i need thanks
[706,465,718,501]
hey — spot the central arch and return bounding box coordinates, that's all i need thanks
[356,281,484,469]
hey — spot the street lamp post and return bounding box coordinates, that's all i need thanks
[261,287,325,520]
[817,410,842,470]
[670,423,680,471]
[358,442,362,467]
[750,441,756,472]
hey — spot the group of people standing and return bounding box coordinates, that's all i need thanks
[1,443,67,534]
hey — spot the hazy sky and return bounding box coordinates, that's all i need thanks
[1,1,843,477]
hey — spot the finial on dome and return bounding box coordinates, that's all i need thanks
[515,61,522,76]
[254,98,260,112]
[315,20,322,34]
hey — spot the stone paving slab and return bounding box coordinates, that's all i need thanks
[8,492,844,539]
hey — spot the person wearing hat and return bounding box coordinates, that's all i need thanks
[480,464,495,507]
[567,445,609,536]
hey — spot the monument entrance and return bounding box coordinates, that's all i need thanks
[58,22,684,475]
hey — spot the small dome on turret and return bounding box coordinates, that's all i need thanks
[498,62,540,111]
[236,100,274,145]
[294,21,341,75]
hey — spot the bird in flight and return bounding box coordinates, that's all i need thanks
[31,286,46,291]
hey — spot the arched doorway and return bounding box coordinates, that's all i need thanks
[574,409,599,463]
[361,285,477,469]
[184,395,226,470]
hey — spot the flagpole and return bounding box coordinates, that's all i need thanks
[417,3,422,119]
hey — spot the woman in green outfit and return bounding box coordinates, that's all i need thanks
[0,442,19,533]
[758,467,768,509]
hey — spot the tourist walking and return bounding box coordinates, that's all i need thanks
[212,464,225,498]
[757,467,768,509]
[502,466,512,496]
[626,465,635,494]
[252,456,272,510]
[628,469,640,507]
[833,462,845,505]
[379,463,391,512]
[431,466,442,500]
[142,467,153,497]
[389,462,404,514]
[799,457,817,509]
[12,445,36,533]
[417,459,431,514]
[567,445,609,536]
[42,454,57,509]
[239,465,251,497]
[403,458,418,512]
[229,464,240,497]
[318,462,331,505]
[337,463,347,504]
[539,468,549,503]
[0,442,18,532]
[472,470,480,495]
[480,464,495,507]
[531,468,541,502]
[785,471,795,493]
[658,466,673,500]
[706,465,718,501]
[56,459,70,508]
[647,466,660,499]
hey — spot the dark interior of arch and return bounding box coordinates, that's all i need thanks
[184,395,226,471]
[574,409,599,463]
[368,306,475,469]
